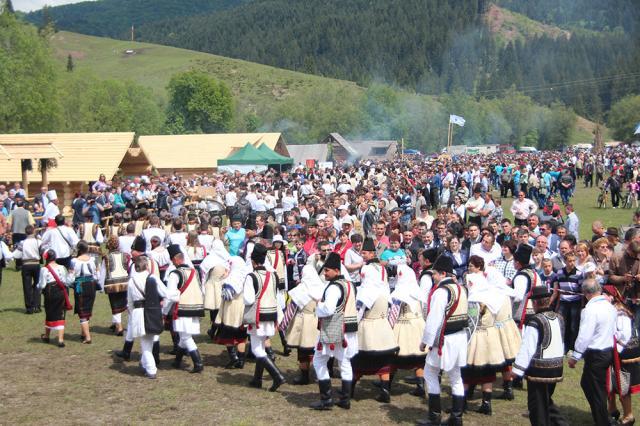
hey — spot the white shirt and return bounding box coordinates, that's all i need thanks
[565,212,579,240]
[0,241,14,262]
[510,198,537,220]
[512,325,540,377]
[281,195,297,212]
[118,235,136,255]
[572,295,617,361]
[41,226,79,258]
[225,191,237,207]
[469,242,502,265]
[143,227,167,252]
[344,248,364,283]
[12,236,41,261]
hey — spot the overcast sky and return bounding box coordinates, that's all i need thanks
[14,0,94,12]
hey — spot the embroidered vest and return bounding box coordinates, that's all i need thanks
[515,268,539,326]
[319,277,358,345]
[521,311,564,383]
[442,280,469,335]
[103,252,129,293]
[174,267,204,317]
[134,220,147,236]
[81,223,98,246]
[267,249,286,287]
[249,269,278,322]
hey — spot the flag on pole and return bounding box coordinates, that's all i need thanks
[449,114,466,127]
[388,299,402,328]
[634,122,640,135]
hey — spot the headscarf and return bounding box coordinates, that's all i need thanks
[391,264,426,306]
[288,265,326,308]
[224,255,250,294]
[357,261,391,309]
[466,271,503,315]
[200,239,231,278]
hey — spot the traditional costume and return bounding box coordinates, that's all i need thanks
[165,244,205,373]
[286,264,323,385]
[201,239,230,339]
[99,251,130,332]
[512,286,567,426]
[37,262,73,332]
[351,238,399,403]
[127,268,170,378]
[311,252,358,410]
[419,255,468,426]
[245,243,286,392]
[71,257,98,323]
[267,235,291,356]
[512,245,541,330]
[390,264,428,396]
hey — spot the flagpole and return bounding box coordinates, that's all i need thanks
[447,121,452,154]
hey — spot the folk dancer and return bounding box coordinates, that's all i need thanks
[268,234,291,356]
[604,285,640,425]
[245,243,286,391]
[310,252,358,410]
[351,237,399,403]
[12,225,42,314]
[71,241,99,344]
[127,255,171,379]
[418,255,468,426]
[285,265,323,385]
[512,285,568,426]
[390,264,428,397]
[214,255,249,369]
[99,236,130,335]
[37,250,73,347]
[165,244,205,373]
[200,239,230,340]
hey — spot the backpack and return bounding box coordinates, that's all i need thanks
[234,197,252,225]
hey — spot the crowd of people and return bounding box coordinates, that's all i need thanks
[1,145,640,425]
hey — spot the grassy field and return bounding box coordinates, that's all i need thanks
[0,185,635,425]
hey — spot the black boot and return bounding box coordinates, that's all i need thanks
[310,379,334,410]
[293,368,310,385]
[169,332,179,355]
[476,391,492,415]
[447,395,464,426]
[115,340,133,361]
[327,357,337,378]
[265,346,276,362]
[411,380,426,398]
[499,381,514,400]
[152,341,160,365]
[263,356,286,392]
[189,349,204,373]
[336,380,352,409]
[172,347,185,369]
[237,348,246,369]
[417,393,442,426]
[464,384,476,411]
[224,346,241,369]
[279,330,291,357]
[249,357,264,388]
[375,380,391,403]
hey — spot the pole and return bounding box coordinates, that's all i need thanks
[401,138,404,160]
[447,122,452,154]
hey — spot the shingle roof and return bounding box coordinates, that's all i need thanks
[138,133,285,169]
[287,144,329,165]
[0,132,135,183]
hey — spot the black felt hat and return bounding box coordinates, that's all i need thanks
[131,236,146,253]
[251,243,268,265]
[514,244,533,265]
[530,285,553,300]
[432,255,454,275]
[362,237,376,252]
[323,252,342,271]
[167,244,182,259]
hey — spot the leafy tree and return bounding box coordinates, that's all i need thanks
[3,0,14,14]
[0,12,60,133]
[607,95,640,140]
[165,70,234,134]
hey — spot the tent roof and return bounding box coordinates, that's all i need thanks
[256,143,293,165]
[218,143,274,165]
[287,144,329,165]
[0,132,135,183]
[138,133,285,169]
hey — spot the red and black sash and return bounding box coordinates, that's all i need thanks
[46,265,72,310]
[172,269,196,320]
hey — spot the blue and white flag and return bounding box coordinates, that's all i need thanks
[449,114,466,127]
[634,122,640,135]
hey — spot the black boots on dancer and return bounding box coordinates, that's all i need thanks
[249,357,285,392]
[172,347,203,373]
[224,346,245,369]
[418,394,442,426]
[115,340,133,361]
[477,391,492,415]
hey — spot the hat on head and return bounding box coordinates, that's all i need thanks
[362,237,376,252]
[131,236,146,253]
[245,219,257,231]
[167,244,182,259]
[432,255,454,275]
[273,234,285,245]
[391,207,402,213]
[324,252,342,271]
[607,227,619,238]
[529,285,553,300]
[423,248,439,264]
[338,205,349,211]
[317,213,327,221]
[47,190,58,201]
[513,244,533,265]
[251,243,268,265]
[342,217,354,226]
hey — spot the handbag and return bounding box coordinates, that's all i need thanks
[609,365,631,396]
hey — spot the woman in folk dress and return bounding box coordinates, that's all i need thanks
[38,250,74,347]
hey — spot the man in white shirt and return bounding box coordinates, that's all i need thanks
[344,234,364,286]
[568,280,616,426]
[41,215,79,268]
[118,223,137,256]
[510,191,537,226]
[464,188,484,227]
[281,189,297,212]
[564,204,579,240]
[12,225,42,313]
[469,233,501,266]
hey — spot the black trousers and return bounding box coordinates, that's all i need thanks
[21,263,41,310]
[611,190,620,208]
[581,349,613,426]
[12,233,26,269]
[527,381,569,426]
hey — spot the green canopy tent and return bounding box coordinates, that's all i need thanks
[256,143,294,166]
[217,142,271,166]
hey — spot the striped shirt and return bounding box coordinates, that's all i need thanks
[551,267,583,302]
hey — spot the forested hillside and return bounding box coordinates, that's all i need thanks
[25,0,248,38]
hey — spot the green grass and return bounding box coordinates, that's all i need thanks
[0,186,632,424]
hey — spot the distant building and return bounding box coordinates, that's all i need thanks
[287,144,329,167]
[320,133,397,163]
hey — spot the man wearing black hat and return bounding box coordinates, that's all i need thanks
[512,286,568,426]
[418,255,468,426]
[165,244,205,373]
[244,243,286,392]
[310,252,358,410]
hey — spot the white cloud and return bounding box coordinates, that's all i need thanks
[14,0,95,13]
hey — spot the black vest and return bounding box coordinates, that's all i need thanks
[523,311,564,383]
[143,276,164,335]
